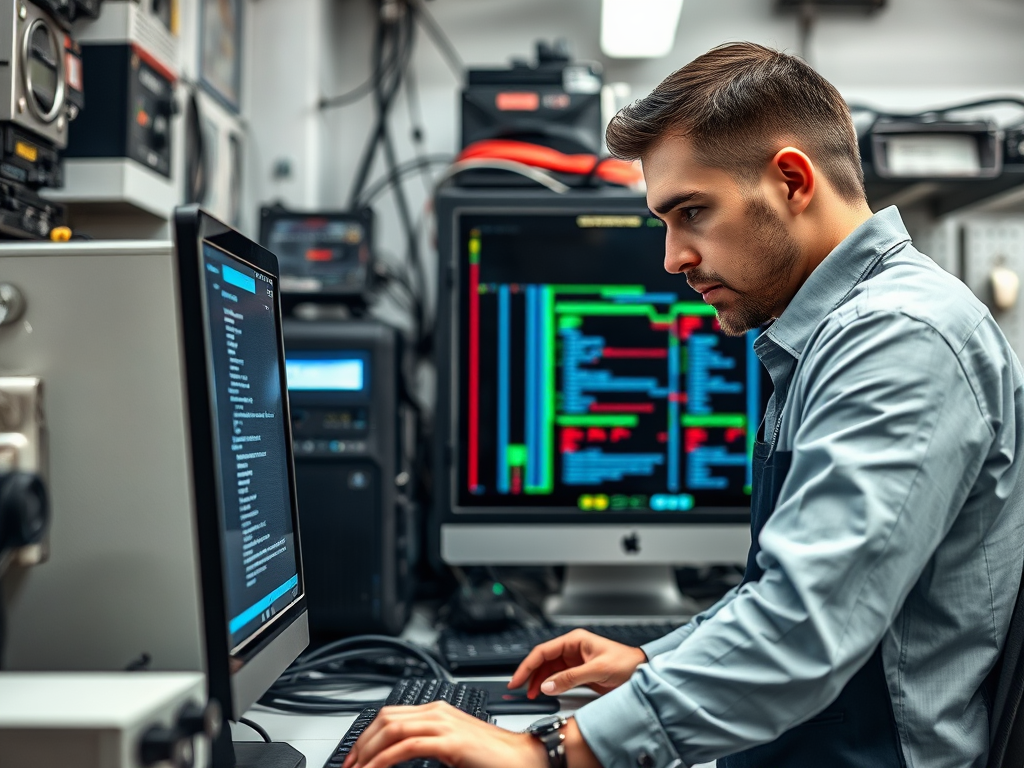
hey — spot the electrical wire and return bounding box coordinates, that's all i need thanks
[848,97,1024,125]
[258,635,449,715]
[357,154,453,207]
[407,0,464,82]
[236,717,271,743]
[320,0,418,111]
[401,55,436,200]
[347,1,417,207]
[433,159,572,194]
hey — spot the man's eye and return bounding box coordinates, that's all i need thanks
[683,207,702,222]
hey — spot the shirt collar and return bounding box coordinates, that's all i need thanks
[760,205,912,360]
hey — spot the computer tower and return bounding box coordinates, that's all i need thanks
[283,319,415,636]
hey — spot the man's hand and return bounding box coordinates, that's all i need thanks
[509,629,647,698]
[341,701,547,768]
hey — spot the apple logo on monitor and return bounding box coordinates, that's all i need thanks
[621,532,640,555]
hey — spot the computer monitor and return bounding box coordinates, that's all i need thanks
[433,188,765,617]
[175,207,309,766]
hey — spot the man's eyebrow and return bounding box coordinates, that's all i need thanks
[650,191,703,215]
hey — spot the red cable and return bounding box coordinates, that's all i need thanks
[457,139,644,187]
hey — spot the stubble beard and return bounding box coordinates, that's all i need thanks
[714,195,802,336]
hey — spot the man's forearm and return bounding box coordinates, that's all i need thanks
[565,716,604,768]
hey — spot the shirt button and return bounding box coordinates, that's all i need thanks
[636,751,655,768]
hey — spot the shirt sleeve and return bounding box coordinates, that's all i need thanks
[574,311,995,768]
[641,586,740,659]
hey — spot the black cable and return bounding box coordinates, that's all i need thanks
[358,155,452,207]
[402,57,434,199]
[236,717,271,743]
[184,88,208,205]
[320,79,379,110]
[347,1,416,208]
[296,635,447,677]
[319,16,411,112]
[381,129,425,335]
[368,4,429,350]
[408,0,463,82]
[258,635,450,715]
[848,96,1024,125]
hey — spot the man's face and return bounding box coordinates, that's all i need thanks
[644,135,803,336]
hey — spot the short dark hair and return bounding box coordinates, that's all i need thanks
[605,42,866,203]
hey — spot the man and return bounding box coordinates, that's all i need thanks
[344,42,1024,768]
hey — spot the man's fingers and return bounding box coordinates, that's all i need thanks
[511,630,596,689]
[509,635,576,688]
[541,660,607,695]
[526,659,568,699]
[350,704,457,767]
[357,737,449,768]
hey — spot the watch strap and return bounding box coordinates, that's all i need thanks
[530,716,569,768]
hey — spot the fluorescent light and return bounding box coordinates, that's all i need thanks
[601,0,684,59]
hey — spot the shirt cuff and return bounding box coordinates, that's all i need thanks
[574,672,685,768]
[640,624,696,660]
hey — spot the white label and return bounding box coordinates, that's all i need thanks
[886,134,982,177]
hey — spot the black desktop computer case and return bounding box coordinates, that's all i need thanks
[283,320,416,637]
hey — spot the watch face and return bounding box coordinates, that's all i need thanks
[530,715,565,734]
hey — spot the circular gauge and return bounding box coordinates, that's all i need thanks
[21,17,65,124]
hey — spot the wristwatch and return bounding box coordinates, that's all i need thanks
[527,715,569,768]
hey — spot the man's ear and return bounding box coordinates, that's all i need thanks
[770,147,815,215]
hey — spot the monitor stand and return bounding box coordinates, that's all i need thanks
[234,741,306,768]
[543,565,699,622]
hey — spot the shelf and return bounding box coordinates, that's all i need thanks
[864,163,1024,216]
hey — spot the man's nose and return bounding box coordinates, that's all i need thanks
[664,239,700,274]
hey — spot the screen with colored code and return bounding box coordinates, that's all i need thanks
[456,212,767,513]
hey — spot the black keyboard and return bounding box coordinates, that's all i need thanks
[322,678,491,768]
[439,622,682,672]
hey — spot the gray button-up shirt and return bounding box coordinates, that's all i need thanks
[574,206,1024,768]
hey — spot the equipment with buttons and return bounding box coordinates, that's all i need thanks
[0,123,64,188]
[64,43,175,177]
[323,678,491,768]
[48,0,179,222]
[0,672,218,768]
[0,0,79,239]
[284,319,417,636]
[0,177,66,238]
[0,0,78,150]
[439,621,681,673]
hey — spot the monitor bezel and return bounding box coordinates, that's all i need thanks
[174,205,307,719]
[437,193,754,527]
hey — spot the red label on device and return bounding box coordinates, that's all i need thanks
[496,92,540,111]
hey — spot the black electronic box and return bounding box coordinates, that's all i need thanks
[261,206,374,306]
[462,40,603,156]
[283,319,416,636]
[65,44,176,178]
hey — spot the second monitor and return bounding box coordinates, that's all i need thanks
[434,188,767,617]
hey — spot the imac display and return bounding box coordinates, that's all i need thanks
[459,215,760,513]
[434,190,767,616]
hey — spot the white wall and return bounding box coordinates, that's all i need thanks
[242,0,332,226]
